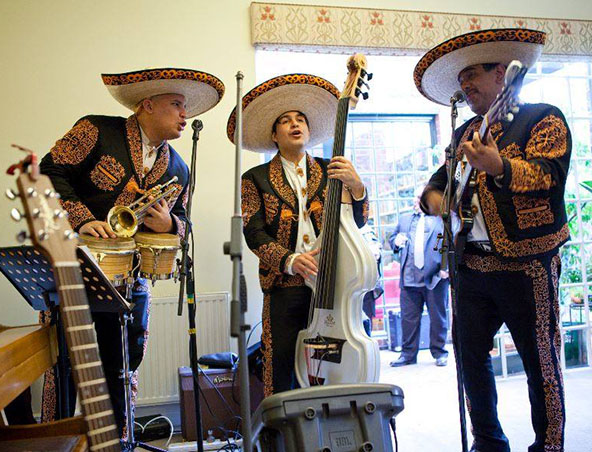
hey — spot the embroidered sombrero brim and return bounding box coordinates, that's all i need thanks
[414,28,546,106]
[227,74,340,153]
[102,68,225,118]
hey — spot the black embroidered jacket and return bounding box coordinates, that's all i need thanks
[242,153,369,293]
[425,103,571,261]
[40,115,190,237]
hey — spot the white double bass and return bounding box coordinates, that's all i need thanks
[295,54,380,387]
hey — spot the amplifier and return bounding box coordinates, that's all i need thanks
[178,366,264,441]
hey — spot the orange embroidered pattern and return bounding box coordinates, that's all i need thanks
[90,155,125,191]
[263,193,279,225]
[173,188,190,239]
[241,178,260,226]
[361,197,370,224]
[261,293,274,397]
[463,251,565,451]
[227,74,340,141]
[310,196,324,232]
[306,154,323,199]
[509,159,554,192]
[269,154,296,208]
[51,119,98,165]
[525,115,568,160]
[478,178,569,258]
[255,242,290,274]
[500,142,522,159]
[144,143,170,185]
[114,178,137,207]
[126,115,144,184]
[277,206,293,250]
[512,196,554,229]
[278,274,306,288]
[60,200,95,230]
[102,68,225,100]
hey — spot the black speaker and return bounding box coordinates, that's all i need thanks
[179,366,264,441]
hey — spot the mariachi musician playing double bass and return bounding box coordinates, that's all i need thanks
[228,74,369,396]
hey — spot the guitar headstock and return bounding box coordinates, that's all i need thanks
[7,145,78,264]
[488,60,528,124]
[341,53,372,109]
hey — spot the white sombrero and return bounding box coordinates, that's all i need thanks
[227,74,340,153]
[102,68,225,118]
[414,28,546,106]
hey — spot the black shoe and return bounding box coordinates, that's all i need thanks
[435,356,448,367]
[389,356,417,367]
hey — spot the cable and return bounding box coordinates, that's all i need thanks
[389,417,398,452]
[132,415,175,446]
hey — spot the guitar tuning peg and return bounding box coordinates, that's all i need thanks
[64,230,78,240]
[32,208,41,219]
[511,106,520,114]
[10,208,23,222]
[38,230,49,241]
[5,188,18,200]
[44,188,59,198]
[16,231,29,243]
[26,188,38,198]
[53,209,66,219]
[506,112,514,122]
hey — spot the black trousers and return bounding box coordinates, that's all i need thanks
[92,284,150,436]
[458,252,564,452]
[400,278,449,360]
[261,286,312,397]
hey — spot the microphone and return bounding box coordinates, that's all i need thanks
[192,119,203,140]
[192,119,203,132]
[450,90,466,104]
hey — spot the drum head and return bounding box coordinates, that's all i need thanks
[79,234,136,251]
[134,232,180,247]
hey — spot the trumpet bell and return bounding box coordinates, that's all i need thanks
[107,205,138,238]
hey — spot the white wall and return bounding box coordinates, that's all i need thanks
[0,0,590,334]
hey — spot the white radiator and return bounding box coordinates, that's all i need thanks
[136,292,230,406]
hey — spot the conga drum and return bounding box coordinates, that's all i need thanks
[78,234,136,287]
[134,232,180,282]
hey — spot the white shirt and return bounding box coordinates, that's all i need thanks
[139,126,163,176]
[280,153,317,274]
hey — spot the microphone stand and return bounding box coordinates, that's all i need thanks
[223,71,252,452]
[177,119,205,452]
[439,94,469,452]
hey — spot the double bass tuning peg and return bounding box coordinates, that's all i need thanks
[360,69,373,81]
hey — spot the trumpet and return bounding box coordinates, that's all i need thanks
[107,176,179,237]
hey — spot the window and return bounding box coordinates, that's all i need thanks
[256,50,592,368]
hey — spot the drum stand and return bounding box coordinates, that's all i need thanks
[119,305,165,452]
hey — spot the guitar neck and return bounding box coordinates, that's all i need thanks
[452,115,493,210]
[53,263,121,450]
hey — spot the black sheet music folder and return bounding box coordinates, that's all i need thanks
[0,245,130,313]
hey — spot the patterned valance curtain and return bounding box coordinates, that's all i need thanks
[250,2,592,58]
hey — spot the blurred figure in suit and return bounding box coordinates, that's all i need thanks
[388,192,449,367]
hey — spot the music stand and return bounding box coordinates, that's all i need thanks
[0,245,162,451]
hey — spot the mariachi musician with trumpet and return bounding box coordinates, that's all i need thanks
[39,67,224,435]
